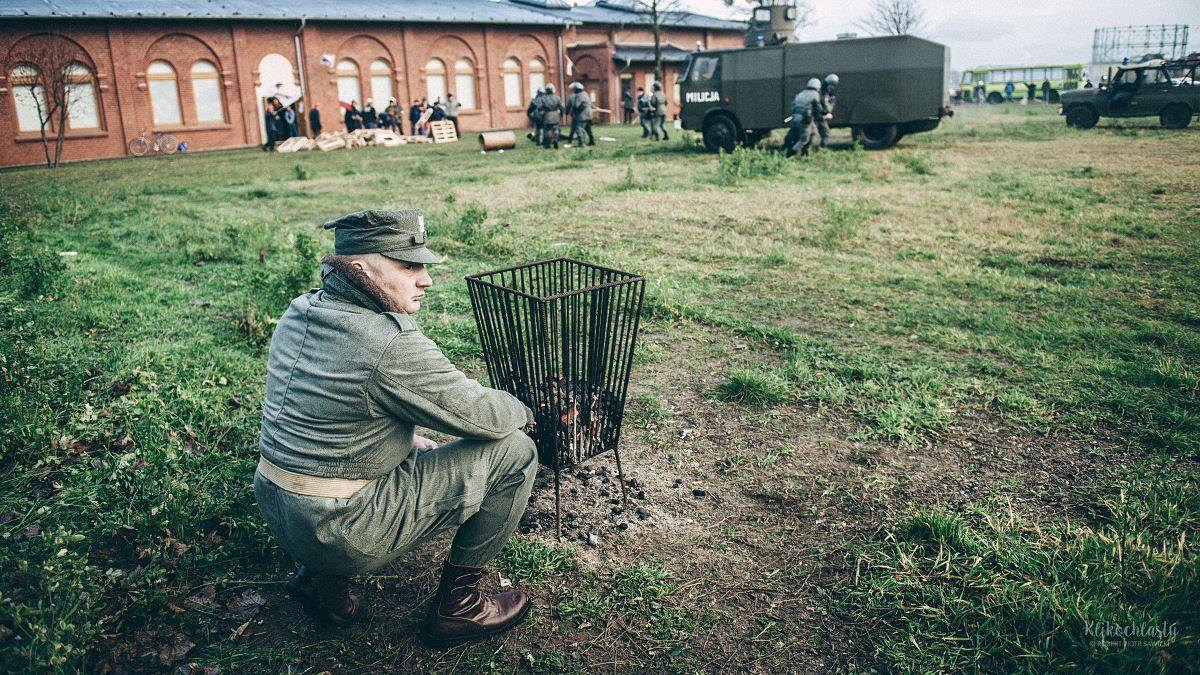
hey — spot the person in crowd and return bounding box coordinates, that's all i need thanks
[636,86,652,137]
[345,101,362,132]
[409,99,422,136]
[1026,82,1036,102]
[309,103,322,137]
[430,100,447,126]
[1041,79,1051,102]
[362,99,378,129]
[622,88,634,124]
[539,83,563,149]
[785,78,822,158]
[384,98,400,132]
[564,82,595,146]
[526,88,544,144]
[973,80,985,103]
[1084,76,1094,89]
[283,105,298,138]
[650,81,669,141]
[262,100,279,151]
[816,73,837,149]
[1004,81,1014,103]
[444,93,462,138]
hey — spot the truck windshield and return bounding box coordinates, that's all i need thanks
[688,56,720,82]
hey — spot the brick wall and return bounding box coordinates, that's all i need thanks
[0,17,739,168]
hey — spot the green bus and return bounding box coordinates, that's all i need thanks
[957,64,1086,103]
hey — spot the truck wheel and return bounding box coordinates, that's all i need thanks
[1160,104,1193,129]
[987,92,1005,105]
[1065,106,1099,129]
[702,116,738,153]
[851,123,899,150]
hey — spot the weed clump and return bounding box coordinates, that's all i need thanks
[714,147,790,185]
[715,368,792,406]
[292,164,312,181]
[892,151,935,175]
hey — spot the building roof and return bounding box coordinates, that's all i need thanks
[0,0,573,25]
[612,43,693,65]
[512,0,745,32]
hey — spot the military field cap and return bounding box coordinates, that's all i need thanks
[322,209,442,264]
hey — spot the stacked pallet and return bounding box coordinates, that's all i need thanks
[276,136,316,153]
[429,120,458,143]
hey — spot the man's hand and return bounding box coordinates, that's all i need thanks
[413,433,438,451]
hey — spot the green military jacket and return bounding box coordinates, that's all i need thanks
[566,91,593,122]
[259,283,533,481]
[540,93,563,126]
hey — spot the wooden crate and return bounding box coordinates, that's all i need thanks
[429,120,458,143]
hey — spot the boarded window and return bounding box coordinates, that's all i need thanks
[454,58,475,109]
[148,60,182,125]
[10,64,47,132]
[336,59,361,106]
[191,60,224,123]
[503,58,522,107]
[370,59,393,105]
[426,59,446,103]
[528,58,545,98]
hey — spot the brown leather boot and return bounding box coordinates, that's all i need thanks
[285,565,364,626]
[421,561,531,648]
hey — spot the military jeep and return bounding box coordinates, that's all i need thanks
[1061,56,1200,129]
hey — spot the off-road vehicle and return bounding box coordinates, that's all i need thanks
[1061,56,1200,129]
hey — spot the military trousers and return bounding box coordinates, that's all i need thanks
[254,431,538,577]
[786,118,816,157]
[569,119,594,145]
[651,114,668,140]
[816,117,830,147]
[639,114,651,137]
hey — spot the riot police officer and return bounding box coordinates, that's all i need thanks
[565,82,595,146]
[785,77,822,158]
[526,88,544,144]
[540,83,563,149]
[816,73,838,149]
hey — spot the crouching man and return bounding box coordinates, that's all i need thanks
[254,209,538,648]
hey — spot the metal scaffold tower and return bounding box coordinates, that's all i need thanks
[1092,25,1190,64]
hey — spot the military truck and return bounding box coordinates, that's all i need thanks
[679,35,951,152]
[1060,56,1200,129]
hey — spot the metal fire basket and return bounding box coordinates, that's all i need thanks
[466,258,645,536]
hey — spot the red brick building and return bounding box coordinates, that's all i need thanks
[0,1,743,168]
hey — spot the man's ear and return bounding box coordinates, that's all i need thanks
[348,257,371,277]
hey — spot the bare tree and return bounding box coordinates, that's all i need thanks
[857,0,926,36]
[634,0,683,85]
[4,34,87,168]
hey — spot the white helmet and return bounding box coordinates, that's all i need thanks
[824,73,839,86]
[570,81,583,90]
[806,77,821,89]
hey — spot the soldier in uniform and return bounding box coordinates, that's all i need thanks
[254,209,538,648]
[785,77,823,158]
[526,88,544,144]
[816,73,838,150]
[565,82,596,146]
[540,83,564,149]
[650,81,669,141]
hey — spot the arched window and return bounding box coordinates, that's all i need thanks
[336,59,361,106]
[10,64,48,132]
[502,58,522,108]
[369,59,393,105]
[425,58,446,103]
[190,60,224,123]
[528,58,546,98]
[454,58,475,109]
[64,62,100,129]
[147,60,182,125]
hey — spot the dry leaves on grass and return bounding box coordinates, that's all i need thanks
[225,589,267,621]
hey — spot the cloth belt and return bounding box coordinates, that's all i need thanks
[256,456,374,499]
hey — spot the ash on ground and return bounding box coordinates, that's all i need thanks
[519,462,652,548]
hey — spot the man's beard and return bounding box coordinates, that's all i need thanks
[322,254,404,313]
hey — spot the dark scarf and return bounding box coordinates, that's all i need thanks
[320,262,386,313]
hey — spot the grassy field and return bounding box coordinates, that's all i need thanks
[1,104,1198,673]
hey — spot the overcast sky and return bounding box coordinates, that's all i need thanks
[667,0,1198,70]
